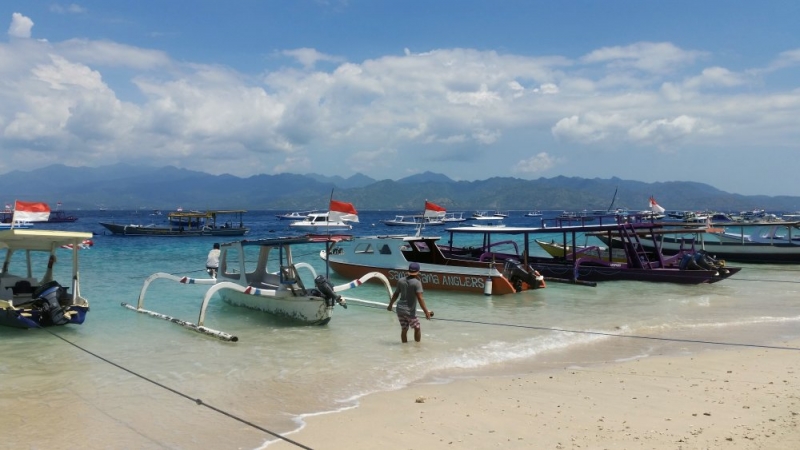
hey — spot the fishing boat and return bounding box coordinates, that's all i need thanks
[124,236,393,341]
[99,210,249,237]
[441,212,468,223]
[441,216,740,285]
[597,222,800,264]
[321,233,549,296]
[380,215,444,227]
[525,211,543,217]
[1,228,93,329]
[276,210,316,220]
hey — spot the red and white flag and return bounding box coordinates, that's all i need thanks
[12,200,51,223]
[329,200,359,223]
[424,200,446,218]
[649,196,665,214]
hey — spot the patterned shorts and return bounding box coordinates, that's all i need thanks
[397,313,420,330]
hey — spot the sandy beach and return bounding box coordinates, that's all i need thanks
[269,342,800,450]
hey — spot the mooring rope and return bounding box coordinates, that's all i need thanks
[350,302,800,351]
[38,327,313,449]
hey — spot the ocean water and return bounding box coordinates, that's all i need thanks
[2,210,800,449]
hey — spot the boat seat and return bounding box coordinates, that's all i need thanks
[7,280,35,296]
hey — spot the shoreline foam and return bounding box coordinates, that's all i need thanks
[267,341,800,449]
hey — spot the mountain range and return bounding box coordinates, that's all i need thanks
[1,164,797,212]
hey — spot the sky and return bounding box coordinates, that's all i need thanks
[1,1,799,196]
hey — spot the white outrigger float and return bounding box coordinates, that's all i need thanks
[124,236,393,341]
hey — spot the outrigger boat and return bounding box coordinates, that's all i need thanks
[440,215,740,285]
[1,228,93,329]
[124,235,393,341]
[597,221,800,264]
[100,210,249,237]
[535,238,628,263]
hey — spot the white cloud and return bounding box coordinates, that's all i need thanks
[582,42,705,74]
[513,152,560,174]
[281,48,345,69]
[49,4,87,14]
[1,22,799,192]
[8,13,33,39]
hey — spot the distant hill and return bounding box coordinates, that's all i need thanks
[1,164,798,212]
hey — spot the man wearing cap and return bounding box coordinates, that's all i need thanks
[387,262,432,343]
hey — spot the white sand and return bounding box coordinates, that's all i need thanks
[269,343,800,449]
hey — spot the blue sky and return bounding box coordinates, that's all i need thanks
[1,1,799,196]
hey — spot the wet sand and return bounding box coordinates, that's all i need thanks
[268,342,800,449]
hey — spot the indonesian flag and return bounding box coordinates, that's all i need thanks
[12,200,51,223]
[423,200,446,218]
[329,200,359,223]
[649,196,666,214]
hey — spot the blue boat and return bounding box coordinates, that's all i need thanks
[1,228,93,329]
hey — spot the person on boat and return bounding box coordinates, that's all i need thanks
[206,243,220,278]
[387,262,432,343]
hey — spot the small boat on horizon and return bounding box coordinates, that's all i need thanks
[99,210,249,237]
[276,210,317,220]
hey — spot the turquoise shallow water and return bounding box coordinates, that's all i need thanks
[2,210,800,449]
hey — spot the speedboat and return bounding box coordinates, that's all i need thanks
[289,212,353,232]
[126,236,393,341]
[1,228,93,329]
[276,210,316,220]
[321,234,548,295]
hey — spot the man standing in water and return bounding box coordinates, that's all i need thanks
[387,262,432,343]
[206,243,220,278]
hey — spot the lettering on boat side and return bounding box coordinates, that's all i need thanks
[387,270,485,289]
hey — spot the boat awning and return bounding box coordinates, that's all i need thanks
[0,229,94,251]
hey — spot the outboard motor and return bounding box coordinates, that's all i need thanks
[33,281,69,326]
[503,259,545,292]
[314,275,346,308]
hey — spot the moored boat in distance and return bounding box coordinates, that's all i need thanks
[535,239,628,263]
[441,212,467,223]
[290,212,353,232]
[125,236,393,340]
[598,222,800,264]
[290,199,359,233]
[99,210,249,237]
[1,228,93,329]
[380,214,444,227]
[276,210,317,220]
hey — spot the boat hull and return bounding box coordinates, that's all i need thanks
[0,305,88,329]
[327,260,517,295]
[600,235,800,264]
[219,290,333,325]
[100,222,248,237]
[526,258,740,284]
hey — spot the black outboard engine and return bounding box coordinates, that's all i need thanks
[503,259,544,292]
[33,281,69,326]
[314,275,346,308]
